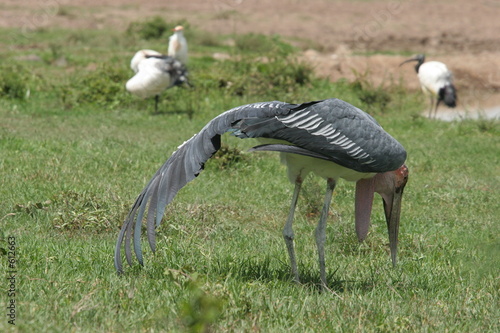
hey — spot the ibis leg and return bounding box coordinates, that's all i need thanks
[283,179,302,283]
[315,178,336,290]
[154,95,159,113]
[434,99,442,119]
[428,96,434,118]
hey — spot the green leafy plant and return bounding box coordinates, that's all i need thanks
[64,62,131,109]
[0,63,33,100]
[126,16,190,40]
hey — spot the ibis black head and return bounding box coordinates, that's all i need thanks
[399,54,425,73]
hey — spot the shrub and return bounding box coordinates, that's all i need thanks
[126,16,190,40]
[63,62,132,109]
[234,33,295,56]
[0,63,32,100]
[209,144,249,171]
[222,56,312,99]
[349,70,392,114]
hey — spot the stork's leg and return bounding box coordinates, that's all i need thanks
[283,179,302,283]
[315,178,336,290]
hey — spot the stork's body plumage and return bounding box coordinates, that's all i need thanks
[114,99,409,289]
[168,26,188,65]
[126,52,189,112]
[401,54,457,118]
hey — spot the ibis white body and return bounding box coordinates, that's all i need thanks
[126,51,189,112]
[126,57,175,99]
[130,49,162,73]
[418,61,453,97]
[401,54,457,118]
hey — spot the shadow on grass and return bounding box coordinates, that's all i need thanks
[151,107,195,119]
[208,256,382,294]
[116,244,407,295]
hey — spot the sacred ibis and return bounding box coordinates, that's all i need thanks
[400,54,457,118]
[126,51,189,113]
[114,99,409,289]
[130,49,162,73]
[168,25,188,65]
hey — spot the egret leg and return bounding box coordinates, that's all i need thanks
[283,179,302,283]
[315,178,336,290]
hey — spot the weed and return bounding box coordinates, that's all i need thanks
[349,69,393,114]
[43,43,64,64]
[168,271,224,332]
[209,144,249,171]
[14,201,51,217]
[126,16,190,40]
[63,62,132,109]
[476,117,499,133]
[126,16,170,40]
[215,56,312,100]
[0,63,33,100]
[51,190,123,232]
[234,33,295,56]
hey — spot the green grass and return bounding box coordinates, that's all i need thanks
[0,20,499,332]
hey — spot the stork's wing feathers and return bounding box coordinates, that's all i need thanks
[249,144,332,161]
[115,98,407,272]
[115,101,294,272]
[232,99,406,173]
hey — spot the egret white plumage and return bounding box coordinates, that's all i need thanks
[400,54,457,118]
[126,51,189,113]
[168,25,188,64]
[114,98,409,289]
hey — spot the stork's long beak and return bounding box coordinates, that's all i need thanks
[379,165,409,266]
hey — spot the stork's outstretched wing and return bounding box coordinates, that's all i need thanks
[114,101,295,272]
[114,98,406,273]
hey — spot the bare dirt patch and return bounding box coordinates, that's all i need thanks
[4,0,500,117]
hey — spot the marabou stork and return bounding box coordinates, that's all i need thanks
[126,51,189,113]
[168,25,188,65]
[400,54,457,118]
[114,99,409,289]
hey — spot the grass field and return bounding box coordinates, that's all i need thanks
[0,18,499,332]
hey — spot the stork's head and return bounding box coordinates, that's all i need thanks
[355,164,409,266]
[173,25,184,32]
[399,54,425,73]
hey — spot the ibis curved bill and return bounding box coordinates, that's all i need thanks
[400,54,457,118]
[114,98,409,288]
